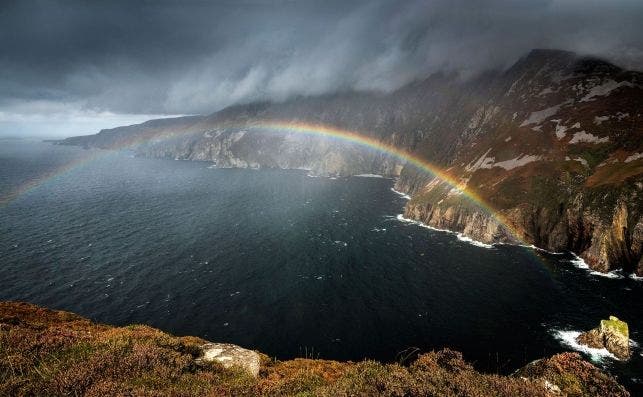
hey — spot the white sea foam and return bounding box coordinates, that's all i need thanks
[569,254,625,279]
[395,214,494,249]
[307,172,338,179]
[589,270,624,279]
[455,234,494,249]
[390,187,411,200]
[569,254,590,269]
[551,329,618,362]
[354,173,386,178]
[506,243,566,255]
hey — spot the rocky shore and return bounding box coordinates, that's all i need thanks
[0,301,632,396]
[576,316,631,361]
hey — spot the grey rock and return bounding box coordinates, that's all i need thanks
[196,342,261,377]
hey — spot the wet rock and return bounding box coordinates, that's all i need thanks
[576,316,631,360]
[197,342,262,377]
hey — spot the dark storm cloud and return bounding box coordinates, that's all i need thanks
[1,0,643,118]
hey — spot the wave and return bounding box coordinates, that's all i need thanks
[395,214,494,249]
[551,329,618,362]
[455,234,495,249]
[307,172,337,179]
[354,173,387,178]
[630,273,643,281]
[390,187,411,200]
[568,254,625,279]
[511,243,566,255]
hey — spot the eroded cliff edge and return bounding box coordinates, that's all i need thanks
[0,301,631,396]
[59,49,643,275]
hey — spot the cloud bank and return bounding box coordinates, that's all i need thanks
[1,0,642,136]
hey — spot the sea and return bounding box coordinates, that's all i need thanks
[1,139,642,392]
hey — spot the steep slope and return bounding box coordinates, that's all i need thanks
[0,301,630,396]
[59,49,643,275]
[403,50,643,274]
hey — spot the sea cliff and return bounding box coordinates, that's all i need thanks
[59,49,643,275]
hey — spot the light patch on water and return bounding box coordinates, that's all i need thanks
[551,329,618,362]
[395,214,494,249]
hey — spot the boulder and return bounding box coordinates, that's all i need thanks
[576,316,630,360]
[196,343,262,377]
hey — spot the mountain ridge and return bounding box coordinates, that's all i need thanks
[59,49,643,275]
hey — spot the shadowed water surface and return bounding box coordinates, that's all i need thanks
[1,140,642,392]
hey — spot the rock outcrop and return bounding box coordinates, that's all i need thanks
[59,49,643,275]
[515,353,630,397]
[576,316,631,360]
[197,342,262,377]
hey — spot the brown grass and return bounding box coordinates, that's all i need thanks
[0,301,630,396]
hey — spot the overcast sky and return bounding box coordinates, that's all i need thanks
[1,0,642,137]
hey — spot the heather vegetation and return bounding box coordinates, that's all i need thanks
[0,302,629,396]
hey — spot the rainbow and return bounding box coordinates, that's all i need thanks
[0,148,109,206]
[1,119,525,246]
[245,120,523,243]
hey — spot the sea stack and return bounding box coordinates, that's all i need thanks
[576,316,631,360]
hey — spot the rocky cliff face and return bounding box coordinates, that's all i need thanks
[60,49,643,275]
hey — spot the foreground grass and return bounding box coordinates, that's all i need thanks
[0,301,629,396]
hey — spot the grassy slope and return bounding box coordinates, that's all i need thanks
[0,301,629,396]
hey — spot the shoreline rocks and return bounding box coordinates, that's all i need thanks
[576,316,631,360]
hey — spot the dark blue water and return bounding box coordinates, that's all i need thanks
[1,140,642,392]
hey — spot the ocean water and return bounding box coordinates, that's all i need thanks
[1,140,642,392]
